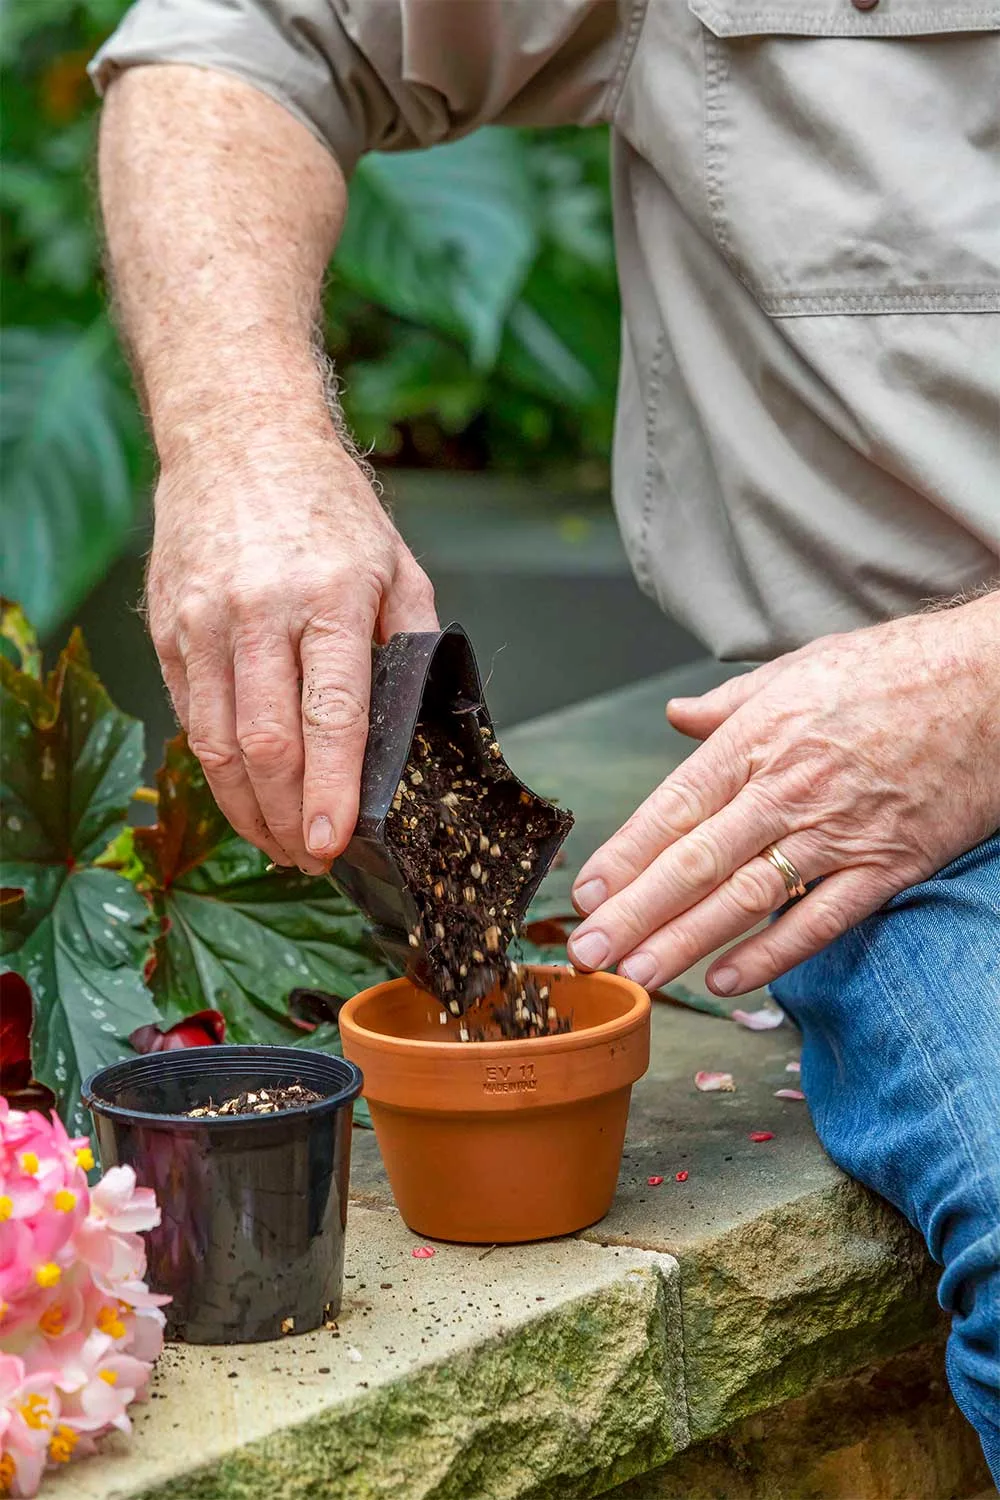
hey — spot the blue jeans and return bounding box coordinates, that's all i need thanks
[771,832,1000,1486]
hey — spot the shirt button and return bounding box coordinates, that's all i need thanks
[851,0,880,10]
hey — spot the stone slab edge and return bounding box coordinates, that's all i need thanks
[122,1252,687,1500]
[586,1175,942,1440]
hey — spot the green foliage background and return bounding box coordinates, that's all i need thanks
[1,0,620,636]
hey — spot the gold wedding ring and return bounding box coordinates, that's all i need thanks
[763,843,807,902]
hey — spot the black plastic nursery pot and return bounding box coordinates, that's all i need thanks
[82,1045,362,1345]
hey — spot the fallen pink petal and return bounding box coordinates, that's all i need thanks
[749,1130,775,1142]
[647,1175,664,1186]
[694,1070,736,1092]
[774,1088,806,1101]
[785,1060,802,1073]
[675,1170,689,1182]
[731,1007,785,1031]
[411,1246,436,1259]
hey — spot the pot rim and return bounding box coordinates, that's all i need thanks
[81,1044,363,1130]
[338,967,650,1061]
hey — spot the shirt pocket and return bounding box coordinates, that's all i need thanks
[688,0,1000,313]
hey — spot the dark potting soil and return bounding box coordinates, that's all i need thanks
[184,1083,323,1118]
[384,714,571,1039]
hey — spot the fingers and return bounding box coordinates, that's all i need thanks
[184,645,291,867]
[666,661,778,741]
[299,598,379,862]
[158,649,190,730]
[378,554,439,641]
[611,832,829,991]
[567,789,791,974]
[233,625,325,874]
[571,734,749,916]
[705,867,895,995]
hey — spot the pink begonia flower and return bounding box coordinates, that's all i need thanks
[1,1105,168,1495]
[89,1167,161,1236]
[0,1355,60,1498]
[126,1308,166,1364]
[73,1216,145,1284]
[99,1274,170,1312]
[0,1220,35,1309]
[25,1327,112,1396]
[63,1353,153,1435]
[0,1176,44,1226]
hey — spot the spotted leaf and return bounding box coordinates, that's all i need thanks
[133,736,394,1043]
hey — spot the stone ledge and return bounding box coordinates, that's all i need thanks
[608,1343,992,1500]
[667,1180,941,1439]
[62,1213,686,1500]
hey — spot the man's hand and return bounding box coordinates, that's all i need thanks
[149,437,436,875]
[567,596,1000,995]
[98,65,440,871]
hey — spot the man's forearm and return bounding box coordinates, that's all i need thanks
[99,64,346,473]
[97,63,437,874]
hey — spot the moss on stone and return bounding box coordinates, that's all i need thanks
[678,1179,941,1439]
[132,1265,686,1500]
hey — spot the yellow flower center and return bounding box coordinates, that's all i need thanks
[35,1262,61,1289]
[0,1196,12,1222]
[96,1304,127,1339]
[0,1452,16,1493]
[98,1369,118,1386]
[20,1152,39,1176]
[75,1146,95,1171]
[39,1303,66,1338]
[19,1392,52,1430]
[52,1188,77,1213]
[48,1425,79,1464]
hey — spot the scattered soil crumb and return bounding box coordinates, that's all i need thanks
[185,1083,322,1119]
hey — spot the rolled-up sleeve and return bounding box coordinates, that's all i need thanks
[89,0,629,173]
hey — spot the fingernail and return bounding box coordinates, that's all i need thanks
[568,930,610,971]
[621,952,657,988]
[573,878,606,915]
[710,966,739,995]
[307,815,334,854]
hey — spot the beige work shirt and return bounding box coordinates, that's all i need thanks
[91,1,1000,660]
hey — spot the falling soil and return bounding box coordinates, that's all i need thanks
[466,969,572,1043]
[184,1083,323,1118]
[384,714,571,1039]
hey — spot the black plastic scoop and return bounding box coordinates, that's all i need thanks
[330,624,572,1008]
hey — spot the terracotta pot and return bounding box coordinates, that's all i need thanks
[338,967,650,1244]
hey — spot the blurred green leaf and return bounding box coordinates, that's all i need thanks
[0,322,144,631]
[2,121,100,296]
[7,868,158,1141]
[337,130,539,370]
[345,331,486,450]
[0,600,42,678]
[0,619,158,1136]
[0,0,125,66]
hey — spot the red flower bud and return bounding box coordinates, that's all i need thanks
[130,1010,226,1053]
